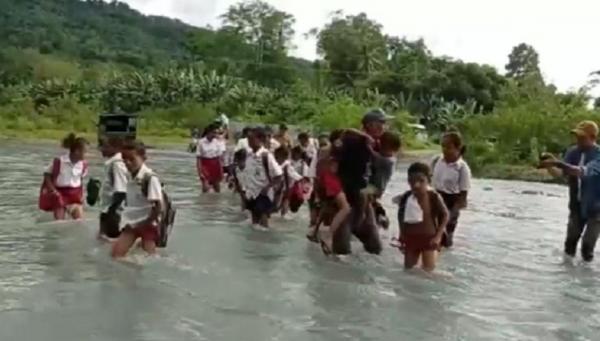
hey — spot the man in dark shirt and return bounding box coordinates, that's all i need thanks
[543,121,600,261]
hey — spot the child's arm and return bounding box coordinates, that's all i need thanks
[432,193,449,246]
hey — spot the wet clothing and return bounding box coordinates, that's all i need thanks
[396,190,447,253]
[40,156,88,213]
[198,157,224,185]
[246,194,274,218]
[369,154,395,197]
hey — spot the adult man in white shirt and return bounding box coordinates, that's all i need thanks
[242,127,283,228]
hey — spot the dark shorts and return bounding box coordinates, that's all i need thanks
[246,195,274,217]
[100,212,121,239]
[402,234,438,253]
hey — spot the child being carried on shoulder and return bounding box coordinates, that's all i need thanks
[394,162,448,272]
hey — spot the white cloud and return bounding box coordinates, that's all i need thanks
[121,0,600,93]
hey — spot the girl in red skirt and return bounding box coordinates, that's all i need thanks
[196,124,227,193]
[394,162,449,272]
[40,133,89,220]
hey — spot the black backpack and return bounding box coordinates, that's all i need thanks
[141,174,176,248]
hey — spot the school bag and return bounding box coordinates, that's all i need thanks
[38,158,63,211]
[141,174,177,248]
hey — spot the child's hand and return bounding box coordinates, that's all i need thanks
[431,234,442,248]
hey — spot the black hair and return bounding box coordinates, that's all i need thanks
[62,133,88,152]
[264,125,273,135]
[380,131,402,152]
[298,132,309,141]
[329,129,345,144]
[234,148,247,162]
[242,127,251,138]
[443,131,467,156]
[252,127,267,143]
[274,146,290,160]
[291,146,304,157]
[279,123,288,131]
[407,162,431,182]
[103,136,124,149]
[202,123,219,137]
[122,140,147,160]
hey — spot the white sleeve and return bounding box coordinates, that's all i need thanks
[308,153,318,178]
[287,165,303,182]
[146,176,163,202]
[113,162,129,193]
[267,153,283,177]
[459,163,472,192]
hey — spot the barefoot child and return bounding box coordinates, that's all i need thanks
[394,162,449,272]
[112,142,164,257]
[431,131,471,248]
[196,123,227,193]
[243,127,283,228]
[99,137,129,239]
[39,133,89,220]
[229,149,249,210]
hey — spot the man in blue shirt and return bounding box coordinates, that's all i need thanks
[540,121,600,261]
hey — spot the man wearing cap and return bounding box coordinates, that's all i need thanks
[540,121,600,261]
[331,109,393,255]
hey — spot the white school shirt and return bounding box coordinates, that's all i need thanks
[242,147,283,200]
[121,164,163,226]
[267,138,281,153]
[197,137,226,159]
[100,153,129,212]
[432,156,472,194]
[291,159,310,178]
[282,160,303,183]
[235,138,251,152]
[301,139,319,161]
[403,194,424,224]
[45,154,88,188]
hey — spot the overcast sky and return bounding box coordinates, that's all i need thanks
[122,0,600,93]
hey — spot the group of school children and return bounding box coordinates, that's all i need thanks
[38,134,175,258]
[38,109,473,272]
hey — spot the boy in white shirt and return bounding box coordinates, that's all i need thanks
[99,137,129,239]
[274,146,304,216]
[242,127,283,228]
[112,142,164,258]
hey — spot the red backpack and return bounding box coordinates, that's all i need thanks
[38,158,63,211]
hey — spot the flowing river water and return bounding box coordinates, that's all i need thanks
[1,141,599,341]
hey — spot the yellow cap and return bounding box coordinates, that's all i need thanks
[571,121,599,138]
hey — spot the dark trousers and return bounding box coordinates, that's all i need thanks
[331,193,382,255]
[565,210,600,261]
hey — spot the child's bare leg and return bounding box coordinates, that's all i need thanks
[323,193,351,251]
[53,207,66,220]
[71,205,84,220]
[421,250,438,272]
[259,214,269,228]
[404,250,420,269]
[213,182,221,193]
[111,230,137,258]
[142,240,157,255]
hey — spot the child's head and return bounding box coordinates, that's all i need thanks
[274,146,290,164]
[100,136,123,158]
[318,134,330,148]
[298,132,310,147]
[233,149,248,168]
[441,131,466,161]
[241,126,252,139]
[249,127,267,150]
[264,126,274,139]
[380,131,401,157]
[122,141,147,174]
[204,123,219,140]
[329,129,344,148]
[62,133,88,162]
[291,146,305,161]
[279,123,288,134]
[407,162,431,194]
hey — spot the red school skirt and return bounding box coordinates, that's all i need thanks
[198,157,224,185]
[401,233,439,253]
[57,187,84,206]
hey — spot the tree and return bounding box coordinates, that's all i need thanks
[505,43,542,82]
[312,12,387,87]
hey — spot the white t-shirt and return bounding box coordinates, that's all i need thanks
[432,156,472,194]
[45,154,88,188]
[100,153,129,212]
[197,137,226,159]
[291,159,310,178]
[403,194,424,223]
[282,160,303,183]
[267,138,281,153]
[301,139,318,161]
[122,164,163,226]
[242,147,283,200]
[235,138,251,152]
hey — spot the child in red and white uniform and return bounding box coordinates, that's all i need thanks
[196,123,227,193]
[274,146,304,216]
[40,133,89,220]
[112,141,164,258]
[288,146,312,213]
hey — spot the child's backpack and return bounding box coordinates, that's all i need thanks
[141,174,177,248]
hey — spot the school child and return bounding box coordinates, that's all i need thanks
[242,127,283,228]
[298,132,319,164]
[315,150,351,255]
[112,142,175,258]
[234,127,252,153]
[289,146,312,213]
[394,162,449,272]
[39,133,89,220]
[264,126,281,153]
[229,149,249,210]
[273,146,304,216]
[431,131,472,248]
[196,123,227,193]
[99,137,129,239]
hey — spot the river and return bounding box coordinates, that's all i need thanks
[0,141,599,341]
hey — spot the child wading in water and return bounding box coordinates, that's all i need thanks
[112,142,164,257]
[243,127,283,228]
[395,162,449,272]
[196,123,227,193]
[273,146,304,216]
[39,133,89,220]
[99,137,129,239]
[229,149,249,210]
[431,131,471,247]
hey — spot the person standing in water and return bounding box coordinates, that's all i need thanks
[112,142,164,258]
[99,137,129,239]
[196,124,227,193]
[39,133,89,220]
[298,132,319,164]
[394,162,449,272]
[431,131,472,248]
[274,124,292,149]
[235,127,252,153]
[540,121,600,261]
[242,127,283,228]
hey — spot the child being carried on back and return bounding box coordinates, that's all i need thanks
[394,162,449,272]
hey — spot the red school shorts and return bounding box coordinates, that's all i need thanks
[56,187,84,206]
[198,157,224,185]
[318,169,342,199]
[401,234,439,253]
[125,224,159,243]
